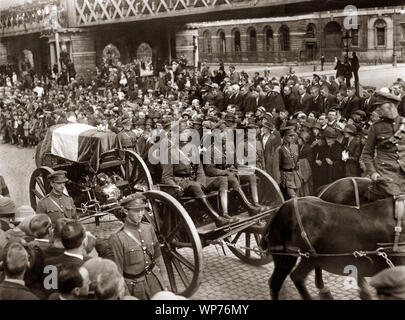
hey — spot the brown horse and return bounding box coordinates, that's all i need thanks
[312,177,373,299]
[261,178,405,300]
[317,177,372,207]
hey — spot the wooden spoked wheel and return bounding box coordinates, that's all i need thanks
[29,166,55,211]
[227,167,284,266]
[122,150,154,190]
[99,149,154,192]
[225,226,272,266]
[254,167,285,209]
[143,190,203,298]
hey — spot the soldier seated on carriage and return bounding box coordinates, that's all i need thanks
[203,122,262,215]
[160,130,238,227]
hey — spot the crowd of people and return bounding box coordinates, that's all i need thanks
[1,52,405,300]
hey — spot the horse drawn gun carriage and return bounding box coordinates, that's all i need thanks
[31,123,285,297]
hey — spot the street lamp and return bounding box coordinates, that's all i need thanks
[342,29,352,58]
[393,8,397,67]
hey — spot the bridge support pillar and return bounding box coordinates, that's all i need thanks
[70,31,97,80]
[0,41,8,65]
[175,26,199,68]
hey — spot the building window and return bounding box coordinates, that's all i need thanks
[351,28,359,46]
[306,23,316,38]
[279,25,290,51]
[218,30,226,54]
[233,29,241,52]
[375,19,386,47]
[264,27,273,51]
[248,28,257,52]
[203,30,212,53]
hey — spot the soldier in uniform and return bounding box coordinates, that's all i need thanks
[204,126,262,215]
[161,131,235,227]
[360,91,405,200]
[36,171,76,224]
[108,193,169,300]
[117,118,137,150]
[275,126,302,199]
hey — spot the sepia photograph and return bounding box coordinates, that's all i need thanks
[1,0,405,309]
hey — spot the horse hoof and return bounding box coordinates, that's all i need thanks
[319,289,334,300]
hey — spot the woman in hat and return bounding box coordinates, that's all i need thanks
[275,126,302,199]
[297,123,314,196]
[311,125,328,190]
[342,124,362,177]
[262,121,281,182]
[322,127,345,185]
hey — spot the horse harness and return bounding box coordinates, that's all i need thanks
[269,197,405,268]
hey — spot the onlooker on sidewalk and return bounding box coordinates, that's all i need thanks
[320,55,325,71]
[343,55,353,88]
[350,52,360,95]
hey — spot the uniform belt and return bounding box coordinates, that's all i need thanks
[123,261,156,280]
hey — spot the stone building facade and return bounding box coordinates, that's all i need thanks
[191,6,405,65]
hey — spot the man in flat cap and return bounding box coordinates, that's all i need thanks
[36,170,77,224]
[370,266,405,300]
[109,193,169,300]
[360,90,405,200]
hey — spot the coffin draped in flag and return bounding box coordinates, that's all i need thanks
[38,123,122,172]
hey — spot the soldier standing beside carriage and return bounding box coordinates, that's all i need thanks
[36,171,77,224]
[276,126,301,199]
[117,118,137,150]
[109,193,169,300]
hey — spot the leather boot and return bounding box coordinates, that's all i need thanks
[236,187,261,215]
[219,190,239,223]
[250,184,271,212]
[198,197,232,227]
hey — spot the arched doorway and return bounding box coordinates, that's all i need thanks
[217,30,226,57]
[136,42,153,76]
[232,28,241,62]
[264,26,274,52]
[19,49,34,72]
[305,23,317,61]
[203,30,212,54]
[102,43,120,66]
[324,21,342,61]
[279,25,290,52]
[247,28,257,62]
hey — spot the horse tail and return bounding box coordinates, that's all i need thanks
[260,200,294,254]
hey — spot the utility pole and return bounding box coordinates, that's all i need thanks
[393,8,397,67]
